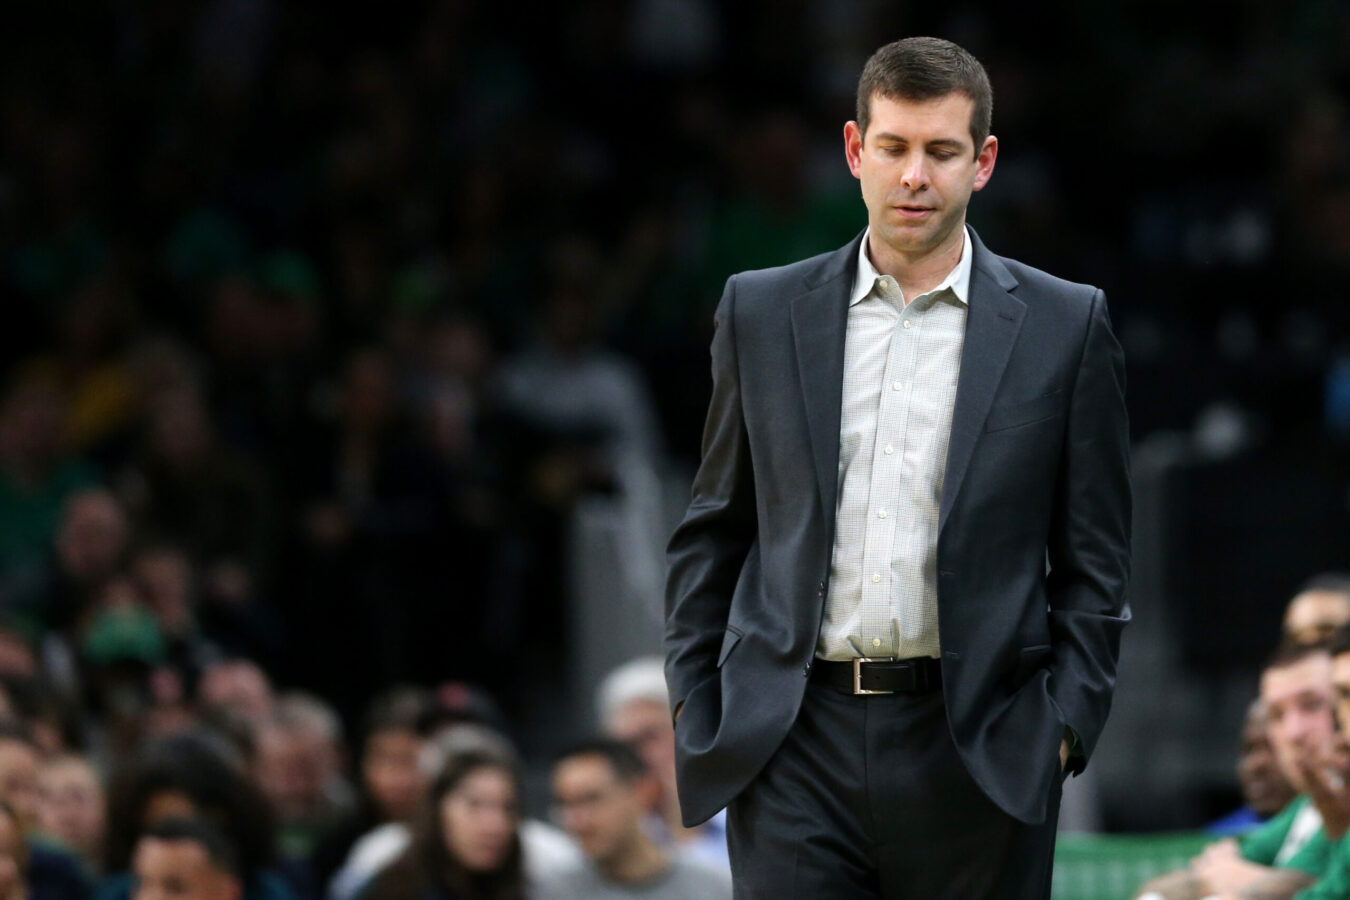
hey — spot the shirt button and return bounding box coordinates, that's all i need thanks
[877,510,887,519]
[884,443,894,455]
[872,573,881,583]
[903,320,912,329]
[873,638,882,648]
[892,381,902,391]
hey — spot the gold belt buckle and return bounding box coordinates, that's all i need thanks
[853,656,896,695]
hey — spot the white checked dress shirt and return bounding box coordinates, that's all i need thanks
[816,226,972,662]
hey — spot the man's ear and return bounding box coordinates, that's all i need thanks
[972,135,998,191]
[844,121,864,179]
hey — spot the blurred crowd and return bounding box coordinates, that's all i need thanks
[0,0,1348,897]
[1133,577,1350,899]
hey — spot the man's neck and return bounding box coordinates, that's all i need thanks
[597,831,670,884]
[867,221,966,300]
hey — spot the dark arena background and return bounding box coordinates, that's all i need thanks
[0,1,1347,898]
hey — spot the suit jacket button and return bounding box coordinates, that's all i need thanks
[802,664,812,676]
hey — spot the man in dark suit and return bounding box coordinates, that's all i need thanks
[664,36,1131,898]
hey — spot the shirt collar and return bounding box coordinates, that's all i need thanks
[849,225,973,308]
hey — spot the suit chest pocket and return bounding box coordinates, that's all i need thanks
[984,390,1065,433]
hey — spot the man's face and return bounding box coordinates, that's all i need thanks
[552,755,645,865]
[1284,591,1350,646]
[1236,705,1295,817]
[844,91,996,264]
[131,838,242,900]
[1261,653,1337,791]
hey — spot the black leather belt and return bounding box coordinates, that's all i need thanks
[811,656,942,694]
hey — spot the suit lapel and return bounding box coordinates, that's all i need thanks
[940,230,1025,534]
[790,233,862,527]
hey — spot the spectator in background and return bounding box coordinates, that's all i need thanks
[11,489,128,651]
[36,755,105,877]
[549,739,730,900]
[309,689,430,893]
[1207,700,1298,836]
[253,692,355,863]
[98,732,290,900]
[328,723,579,900]
[595,658,726,870]
[360,742,525,900]
[197,660,274,733]
[0,801,26,900]
[1135,642,1341,898]
[130,819,243,900]
[0,374,98,604]
[1284,575,1350,647]
[0,724,87,899]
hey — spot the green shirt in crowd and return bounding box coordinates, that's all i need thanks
[1242,795,1334,876]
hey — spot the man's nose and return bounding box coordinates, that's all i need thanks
[901,158,928,191]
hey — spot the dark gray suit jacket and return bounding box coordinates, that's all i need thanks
[664,228,1131,827]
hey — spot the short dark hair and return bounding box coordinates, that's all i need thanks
[139,818,243,881]
[1265,637,1333,673]
[554,738,647,783]
[1300,573,1350,599]
[1329,626,1350,660]
[856,36,993,154]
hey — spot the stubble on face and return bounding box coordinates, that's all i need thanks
[845,91,995,288]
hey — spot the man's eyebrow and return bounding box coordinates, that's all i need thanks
[871,132,968,150]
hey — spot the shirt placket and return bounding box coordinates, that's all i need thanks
[857,282,921,658]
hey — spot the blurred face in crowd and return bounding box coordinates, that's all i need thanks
[131,837,242,900]
[57,490,129,582]
[254,725,324,822]
[0,739,40,829]
[844,91,996,268]
[363,728,425,822]
[552,754,652,866]
[1237,703,1296,817]
[37,756,105,859]
[606,698,675,810]
[0,807,25,900]
[198,661,273,727]
[439,765,517,873]
[1261,652,1337,792]
[133,549,195,637]
[1284,591,1350,646]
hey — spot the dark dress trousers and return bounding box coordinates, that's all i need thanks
[664,229,1131,886]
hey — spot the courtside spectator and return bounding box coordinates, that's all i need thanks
[549,739,730,900]
[1207,700,1298,836]
[1136,642,1341,898]
[1284,575,1350,647]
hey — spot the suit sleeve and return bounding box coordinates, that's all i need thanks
[664,275,757,721]
[1046,288,1132,773]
